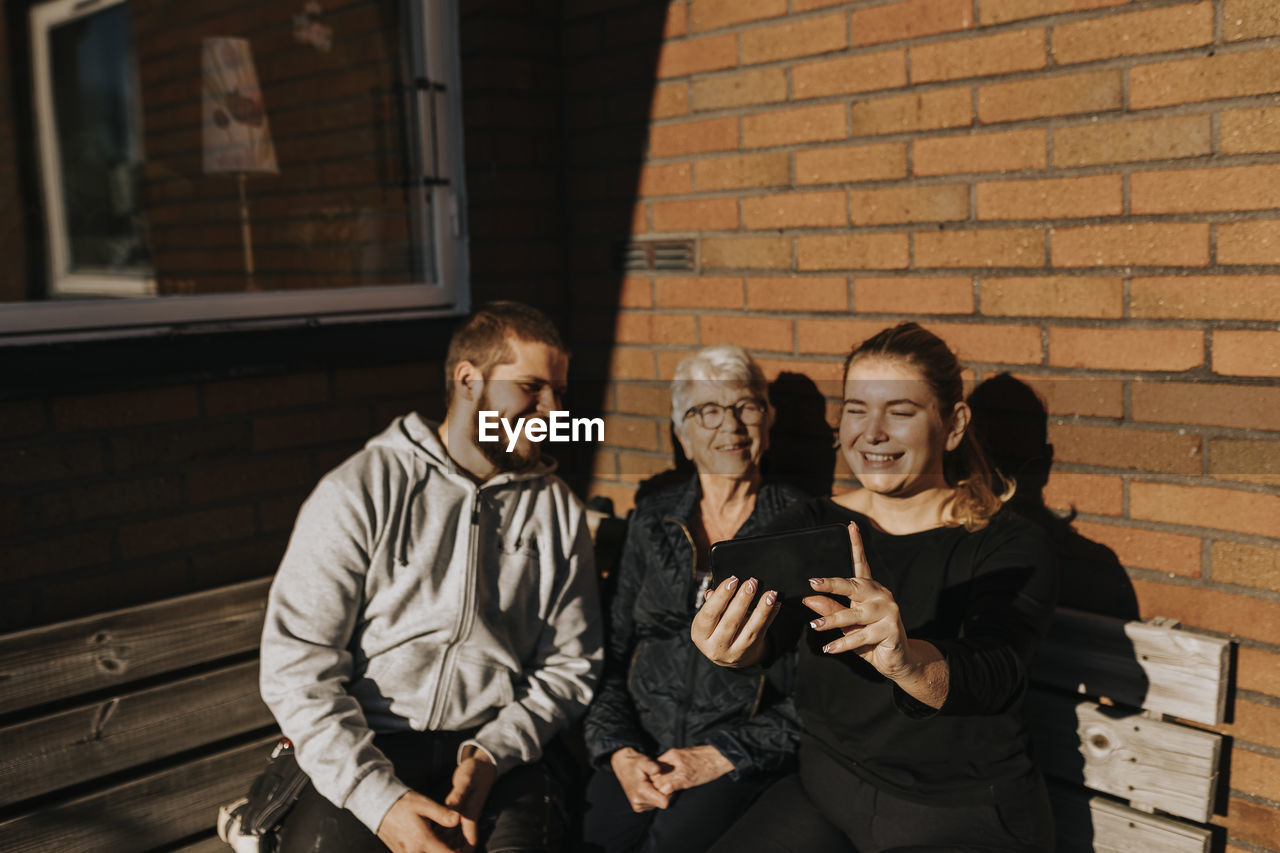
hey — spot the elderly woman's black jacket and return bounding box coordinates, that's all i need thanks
[583,477,805,778]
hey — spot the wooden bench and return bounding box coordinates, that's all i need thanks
[0,578,276,852]
[1030,608,1231,852]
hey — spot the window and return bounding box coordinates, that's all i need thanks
[4,0,468,342]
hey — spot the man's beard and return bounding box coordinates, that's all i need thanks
[474,387,542,474]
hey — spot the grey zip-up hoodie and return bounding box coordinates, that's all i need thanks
[260,412,603,833]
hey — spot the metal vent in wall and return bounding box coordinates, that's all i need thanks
[612,239,695,272]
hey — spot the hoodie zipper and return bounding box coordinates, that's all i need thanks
[426,491,481,730]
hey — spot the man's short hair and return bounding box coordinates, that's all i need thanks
[444,301,568,403]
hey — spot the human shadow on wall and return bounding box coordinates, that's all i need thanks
[968,374,1148,850]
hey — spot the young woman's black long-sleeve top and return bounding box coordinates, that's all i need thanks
[764,498,1058,806]
[583,478,806,777]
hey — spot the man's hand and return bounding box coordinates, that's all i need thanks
[651,745,733,796]
[444,746,497,851]
[376,791,463,853]
[609,747,670,812]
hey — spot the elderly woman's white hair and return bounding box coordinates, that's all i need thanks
[670,344,773,441]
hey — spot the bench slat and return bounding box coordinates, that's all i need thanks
[1033,608,1229,725]
[1049,785,1211,853]
[0,660,273,808]
[0,734,276,852]
[0,577,271,715]
[1029,690,1220,823]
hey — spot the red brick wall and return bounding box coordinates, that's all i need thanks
[571,2,1280,847]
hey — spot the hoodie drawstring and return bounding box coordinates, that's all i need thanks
[398,460,429,567]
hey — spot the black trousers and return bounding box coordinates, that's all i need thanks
[578,765,775,853]
[276,730,568,853]
[706,741,1054,853]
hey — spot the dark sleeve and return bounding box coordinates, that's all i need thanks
[703,650,802,778]
[582,510,651,765]
[897,514,1060,718]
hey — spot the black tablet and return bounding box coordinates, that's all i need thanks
[709,523,852,609]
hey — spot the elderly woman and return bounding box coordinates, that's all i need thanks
[581,345,805,853]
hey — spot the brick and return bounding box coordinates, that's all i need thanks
[28,474,185,530]
[924,322,1043,364]
[1219,220,1280,265]
[654,277,744,309]
[614,313,699,346]
[1050,328,1203,371]
[648,117,738,158]
[797,233,910,270]
[911,28,1045,83]
[741,13,847,65]
[1043,470,1123,516]
[980,0,1126,25]
[0,530,113,582]
[636,162,693,197]
[695,152,789,192]
[52,386,199,431]
[915,228,1046,268]
[689,0,786,32]
[603,413,660,451]
[700,235,791,269]
[1049,423,1202,475]
[978,175,1122,221]
[1214,330,1280,378]
[1054,115,1211,167]
[795,142,907,185]
[691,67,788,111]
[1051,223,1210,268]
[913,129,1046,176]
[849,184,969,225]
[797,319,904,354]
[1132,578,1280,648]
[1131,47,1280,110]
[1134,164,1280,215]
[652,83,691,118]
[1213,541,1280,589]
[793,51,907,100]
[0,439,105,486]
[1215,797,1280,850]
[574,276,653,308]
[0,399,45,439]
[854,276,973,314]
[1015,374,1125,418]
[743,190,847,230]
[1213,697,1280,752]
[334,364,440,401]
[1212,438,1280,486]
[1232,746,1280,802]
[1222,106,1280,154]
[655,34,738,78]
[850,0,972,47]
[1225,0,1280,42]
[252,408,372,452]
[111,421,250,470]
[981,276,1122,318]
[851,89,970,136]
[118,505,256,559]
[588,481,639,515]
[743,103,846,149]
[614,383,672,418]
[651,198,739,232]
[1130,276,1280,321]
[1238,647,1280,698]
[979,71,1122,124]
[1072,520,1202,576]
[608,348,656,381]
[1053,2,1212,65]
[188,455,314,503]
[755,357,846,386]
[203,373,329,415]
[1134,380,1280,432]
[701,315,793,352]
[618,450,675,481]
[748,276,848,311]
[1133,482,1280,539]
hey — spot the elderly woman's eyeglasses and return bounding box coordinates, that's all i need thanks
[683,398,766,430]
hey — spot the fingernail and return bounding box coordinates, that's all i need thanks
[764,590,777,606]
[809,578,821,587]
[822,643,835,654]
[726,576,738,590]
[744,578,757,594]
[809,618,824,629]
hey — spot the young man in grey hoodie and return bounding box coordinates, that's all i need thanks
[260,302,603,853]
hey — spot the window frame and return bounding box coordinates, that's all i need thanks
[7,0,470,345]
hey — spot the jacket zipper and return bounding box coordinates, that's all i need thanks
[427,491,481,730]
